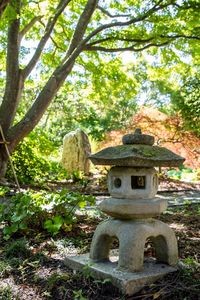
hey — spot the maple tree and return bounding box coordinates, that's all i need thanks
[0,0,199,178]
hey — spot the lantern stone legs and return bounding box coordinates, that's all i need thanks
[90,218,178,272]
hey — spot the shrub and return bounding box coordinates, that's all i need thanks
[6,129,68,184]
[167,167,199,182]
[0,189,95,239]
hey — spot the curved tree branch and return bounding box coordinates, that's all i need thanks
[160,34,200,41]
[19,15,43,42]
[84,41,170,52]
[22,0,72,79]
[8,0,99,149]
[85,34,200,50]
[84,33,200,53]
[87,36,155,46]
[2,0,199,155]
[97,5,131,18]
[82,1,173,46]
[63,0,98,60]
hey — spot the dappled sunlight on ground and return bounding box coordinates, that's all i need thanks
[0,205,199,299]
[170,223,187,231]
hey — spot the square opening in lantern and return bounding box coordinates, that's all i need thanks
[131,176,146,189]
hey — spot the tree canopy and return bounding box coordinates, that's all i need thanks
[0,0,199,177]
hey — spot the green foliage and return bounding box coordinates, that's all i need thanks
[0,286,13,300]
[44,215,64,236]
[4,238,31,259]
[42,56,139,142]
[172,76,200,136]
[6,128,68,184]
[180,257,200,287]
[73,289,88,300]
[0,0,199,182]
[0,260,12,277]
[82,263,95,279]
[0,189,95,239]
[0,186,10,196]
[139,63,200,136]
[47,273,71,290]
[167,167,199,182]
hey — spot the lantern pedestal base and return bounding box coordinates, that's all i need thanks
[64,253,177,296]
[90,218,178,271]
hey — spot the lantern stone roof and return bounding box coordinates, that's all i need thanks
[89,129,185,167]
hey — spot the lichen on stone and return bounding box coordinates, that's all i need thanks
[89,144,185,167]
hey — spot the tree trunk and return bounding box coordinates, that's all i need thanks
[0,146,9,181]
[0,0,98,181]
[0,0,21,133]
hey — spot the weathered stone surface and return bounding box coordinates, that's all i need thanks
[99,197,167,219]
[66,128,181,297]
[122,128,155,145]
[90,219,178,272]
[61,129,91,174]
[108,167,158,199]
[89,144,185,167]
[65,253,177,296]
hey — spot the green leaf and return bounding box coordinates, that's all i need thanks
[19,223,28,230]
[78,201,87,208]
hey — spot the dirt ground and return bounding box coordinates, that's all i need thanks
[0,175,200,299]
[0,201,199,300]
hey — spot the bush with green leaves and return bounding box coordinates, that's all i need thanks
[167,167,199,182]
[6,128,68,184]
[0,186,10,197]
[0,189,95,240]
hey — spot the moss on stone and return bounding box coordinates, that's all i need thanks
[90,144,185,167]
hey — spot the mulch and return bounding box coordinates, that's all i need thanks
[0,203,199,300]
[0,175,200,299]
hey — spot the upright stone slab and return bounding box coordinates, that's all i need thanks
[61,129,91,174]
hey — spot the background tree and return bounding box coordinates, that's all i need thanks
[136,48,200,135]
[151,74,200,136]
[0,0,199,178]
[42,57,139,143]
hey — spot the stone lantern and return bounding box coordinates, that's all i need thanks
[65,129,185,295]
